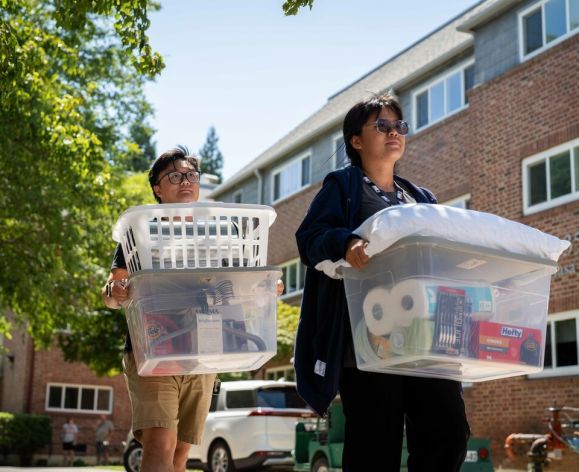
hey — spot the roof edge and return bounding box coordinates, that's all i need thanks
[457,0,521,32]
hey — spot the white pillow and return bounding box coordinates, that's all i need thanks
[315,204,570,279]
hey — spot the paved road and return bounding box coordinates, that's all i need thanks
[0,469,121,472]
[0,469,118,472]
[0,465,525,472]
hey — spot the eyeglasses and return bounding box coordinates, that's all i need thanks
[157,170,201,185]
[368,118,409,136]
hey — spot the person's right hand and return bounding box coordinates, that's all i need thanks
[345,238,369,270]
[109,279,129,305]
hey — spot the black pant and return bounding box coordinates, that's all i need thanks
[340,368,470,471]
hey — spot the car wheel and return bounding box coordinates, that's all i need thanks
[312,455,329,472]
[208,440,235,472]
[123,441,143,472]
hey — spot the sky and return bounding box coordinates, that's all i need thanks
[145,0,481,180]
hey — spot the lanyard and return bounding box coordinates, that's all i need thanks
[362,174,416,205]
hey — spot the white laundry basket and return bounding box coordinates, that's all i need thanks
[112,202,277,275]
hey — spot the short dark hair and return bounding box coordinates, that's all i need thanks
[343,93,403,168]
[148,145,200,203]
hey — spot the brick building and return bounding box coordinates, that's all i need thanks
[210,0,579,469]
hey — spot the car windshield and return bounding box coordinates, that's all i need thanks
[256,387,307,408]
[224,386,307,409]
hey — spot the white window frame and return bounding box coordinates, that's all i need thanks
[45,383,113,414]
[232,189,243,204]
[522,137,579,215]
[271,150,312,204]
[443,193,471,209]
[412,58,475,133]
[265,365,295,381]
[332,132,347,170]
[528,310,579,379]
[280,258,305,299]
[519,0,579,61]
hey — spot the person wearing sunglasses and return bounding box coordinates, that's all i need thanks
[102,146,216,472]
[294,94,470,471]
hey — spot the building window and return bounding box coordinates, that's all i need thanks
[530,311,579,378]
[233,190,243,204]
[413,60,475,131]
[522,138,579,214]
[520,0,579,59]
[444,194,471,209]
[280,259,305,297]
[265,365,295,381]
[46,383,113,413]
[333,134,348,170]
[272,151,311,202]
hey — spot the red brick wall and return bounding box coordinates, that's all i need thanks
[28,346,130,459]
[404,35,579,469]
[268,184,322,265]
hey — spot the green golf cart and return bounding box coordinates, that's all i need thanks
[293,401,493,472]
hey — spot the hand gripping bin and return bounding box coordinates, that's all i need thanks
[113,203,281,376]
[341,236,558,382]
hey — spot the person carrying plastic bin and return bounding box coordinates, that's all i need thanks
[102,146,217,472]
[294,93,470,471]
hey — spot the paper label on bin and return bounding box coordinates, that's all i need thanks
[456,258,487,270]
[196,314,223,355]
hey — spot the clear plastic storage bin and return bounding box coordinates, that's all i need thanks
[125,268,281,376]
[342,236,557,382]
[113,202,277,275]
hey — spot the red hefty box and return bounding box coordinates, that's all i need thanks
[476,321,542,366]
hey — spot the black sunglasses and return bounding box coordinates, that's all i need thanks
[369,118,409,136]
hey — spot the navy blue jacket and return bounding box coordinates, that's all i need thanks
[294,166,437,416]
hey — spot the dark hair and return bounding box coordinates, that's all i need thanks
[148,145,200,203]
[342,93,403,168]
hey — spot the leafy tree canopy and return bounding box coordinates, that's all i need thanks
[0,0,308,375]
[282,0,315,16]
[0,0,162,370]
[198,126,224,183]
[276,300,300,359]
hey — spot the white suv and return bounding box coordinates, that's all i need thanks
[123,379,314,472]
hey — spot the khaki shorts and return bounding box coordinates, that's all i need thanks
[123,352,216,444]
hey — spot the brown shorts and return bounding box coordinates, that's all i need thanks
[123,352,216,444]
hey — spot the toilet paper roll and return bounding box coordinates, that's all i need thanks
[390,278,495,327]
[362,287,394,335]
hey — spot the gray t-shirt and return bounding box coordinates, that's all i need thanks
[95,419,114,442]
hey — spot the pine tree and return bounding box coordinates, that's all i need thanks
[198,126,224,183]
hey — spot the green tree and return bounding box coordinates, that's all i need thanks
[0,0,162,371]
[198,126,224,183]
[276,300,300,359]
[282,0,315,15]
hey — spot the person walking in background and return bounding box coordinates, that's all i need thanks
[61,417,78,466]
[95,414,114,465]
[294,93,470,471]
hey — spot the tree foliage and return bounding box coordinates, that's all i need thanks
[198,126,224,183]
[276,300,300,359]
[0,0,162,372]
[282,0,315,16]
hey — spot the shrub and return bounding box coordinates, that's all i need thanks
[0,412,51,466]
